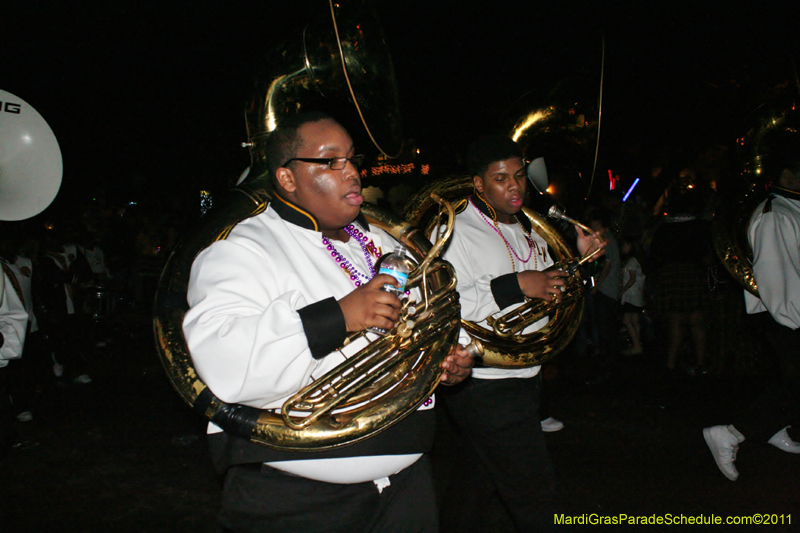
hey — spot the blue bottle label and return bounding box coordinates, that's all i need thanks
[378,267,408,289]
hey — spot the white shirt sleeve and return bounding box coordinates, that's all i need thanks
[183,239,325,409]
[0,273,28,364]
[748,206,800,330]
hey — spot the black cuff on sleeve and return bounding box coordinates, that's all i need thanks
[298,297,348,360]
[490,273,526,310]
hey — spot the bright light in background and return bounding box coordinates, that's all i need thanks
[200,190,213,216]
[370,163,416,176]
[622,178,640,202]
[511,108,554,142]
[608,169,620,190]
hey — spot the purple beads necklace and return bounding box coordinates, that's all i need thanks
[470,198,536,270]
[322,224,378,287]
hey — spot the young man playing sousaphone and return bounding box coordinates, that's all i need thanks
[438,134,604,532]
[183,111,472,532]
[703,122,800,482]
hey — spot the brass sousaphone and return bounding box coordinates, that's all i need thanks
[404,179,601,368]
[403,69,605,368]
[153,0,460,451]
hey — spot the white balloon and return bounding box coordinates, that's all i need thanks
[0,89,63,221]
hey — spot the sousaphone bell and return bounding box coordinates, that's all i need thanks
[153,0,460,451]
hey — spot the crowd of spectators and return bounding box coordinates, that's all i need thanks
[0,195,191,453]
[569,165,763,379]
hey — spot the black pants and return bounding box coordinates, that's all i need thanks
[219,455,438,533]
[440,374,556,532]
[734,312,800,442]
[0,365,17,458]
[6,331,44,415]
[43,314,91,380]
[592,292,621,361]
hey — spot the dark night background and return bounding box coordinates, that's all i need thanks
[3,0,800,218]
[4,3,800,530]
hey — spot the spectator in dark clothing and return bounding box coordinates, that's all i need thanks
[646,185,713,374]
[587,207,622,362]
[33,226,94,385]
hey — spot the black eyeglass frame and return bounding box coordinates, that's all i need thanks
[281,155,365,170]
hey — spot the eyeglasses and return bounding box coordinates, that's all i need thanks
[282,154,365,170]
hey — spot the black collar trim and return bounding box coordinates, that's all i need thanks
[769,185,800,202]
[469,193,532,234]
[469,192,495,220]
[271,193,370,233]
[352,212,370,232]
[272,194,319,231]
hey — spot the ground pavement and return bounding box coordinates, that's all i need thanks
[2,318,798,532]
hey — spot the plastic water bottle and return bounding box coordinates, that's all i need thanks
[377,245,412,297]
[368,245,413,334]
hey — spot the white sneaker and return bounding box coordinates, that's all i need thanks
[16,411,33,422]
[541,417,565,433]
[703,425,745,481]
[73,374,93,385]
[767,426,800,454]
